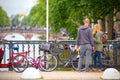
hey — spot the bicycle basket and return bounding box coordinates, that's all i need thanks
[40,43,50,51]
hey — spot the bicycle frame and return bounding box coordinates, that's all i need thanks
[0,49,29,67]
[50,42,72,65]
[49,42,79,70]
[28,56,44,69]
[18,50,46,69]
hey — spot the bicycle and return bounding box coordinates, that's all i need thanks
[0,41,28,73]
[70,45,79,70]
[12,43,58,72]
[49,41,78,70]
[101,44,115,69]
[91,44,117,71]
[71,44,115,71]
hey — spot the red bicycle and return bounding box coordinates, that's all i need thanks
[0,46,28,73]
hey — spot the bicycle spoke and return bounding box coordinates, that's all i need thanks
[40,53,57,72]
[71,54,78,70]
[12,55,28,73]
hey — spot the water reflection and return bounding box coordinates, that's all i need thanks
[4,33,25,41]
[31,34,41,40]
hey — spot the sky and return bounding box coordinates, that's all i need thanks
[0,0,36,17]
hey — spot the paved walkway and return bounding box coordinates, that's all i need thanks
[0,71,102,80]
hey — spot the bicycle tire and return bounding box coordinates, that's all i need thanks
[50,43,72,67]
[12,54,28,73]
[58,48,71,64]
[101,47,115,68]
[39,51,58,72]
[71,54,78,70]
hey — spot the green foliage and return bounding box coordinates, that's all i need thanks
[49,0,120,39]
[0,6,10,27]
[25,0,120,39]
[55,68,72,71]
[82,0,120,40]
[21,16,29,26]
[38,35,46,40]
[11,15,19,26]
[80,0,120,20]
[49,0,84,39]
[25,0,46,27]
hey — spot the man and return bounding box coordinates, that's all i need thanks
[76,18,94,72]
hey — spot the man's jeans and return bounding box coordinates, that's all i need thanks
[78,44,92,71]
[93,50,102,69]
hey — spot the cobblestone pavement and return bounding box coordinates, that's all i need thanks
[0,71,102,80]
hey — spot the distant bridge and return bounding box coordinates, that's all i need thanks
[0,29,46,40]
[0,29,68,40]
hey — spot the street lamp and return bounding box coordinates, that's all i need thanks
[46,0,49,42]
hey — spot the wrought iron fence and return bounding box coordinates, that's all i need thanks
[106,40,120,67]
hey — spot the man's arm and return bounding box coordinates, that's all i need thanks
[88,28,94,47]
[76,28,80,46]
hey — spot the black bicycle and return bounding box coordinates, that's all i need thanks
[92,44,116,70]
[49,41,78,70]
[101,44,114,68]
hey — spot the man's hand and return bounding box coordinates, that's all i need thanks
[76,45,80,49]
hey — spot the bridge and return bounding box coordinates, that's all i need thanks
[0,27,68,40]
[0,28,46,40]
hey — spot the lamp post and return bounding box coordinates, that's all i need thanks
[46,0,49,42]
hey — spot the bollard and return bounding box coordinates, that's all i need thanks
[101,68,120,80]
[21,67,42,80]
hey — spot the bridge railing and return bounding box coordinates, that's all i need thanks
[0,40,120,68]
[106,40,120,67]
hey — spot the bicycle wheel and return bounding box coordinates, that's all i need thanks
[57,47,71,65]
[12,54,28,73]
[40,51,58,72]
[71,54,78,70]
[50,43,69,64]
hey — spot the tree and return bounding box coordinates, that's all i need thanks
[27,0,120,39]
[49,0,120,39]
[49,0,84,39]
[11,15,19,26]
[0,6,10,27]
[80,0,120,39]
[21,16,30,26]
[25,0,46,27]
